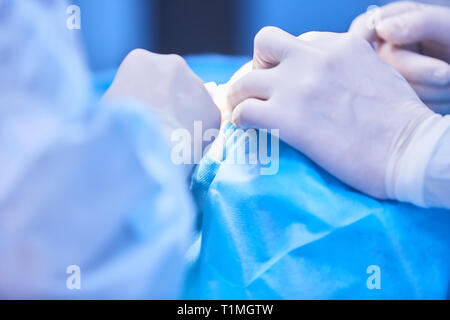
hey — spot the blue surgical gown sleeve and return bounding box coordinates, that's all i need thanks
[0,0,194,299]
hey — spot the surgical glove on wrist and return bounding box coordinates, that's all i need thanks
[227,27,443,204]
[386,113,450,207]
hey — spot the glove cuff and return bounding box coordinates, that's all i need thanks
[386,111,450,207]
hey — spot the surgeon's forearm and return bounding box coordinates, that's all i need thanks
[386,115,450,209]
[423,125,450,209]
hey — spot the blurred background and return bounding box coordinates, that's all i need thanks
[70,0,449,72]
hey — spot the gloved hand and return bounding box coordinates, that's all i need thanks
[104,49,221,156]
[349,1,450,114]
[227,26,450,205]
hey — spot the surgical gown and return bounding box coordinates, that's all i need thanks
[0,0,194,299]
[185,121,450,299]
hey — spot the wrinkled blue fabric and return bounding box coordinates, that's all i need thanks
[185,122,450,300]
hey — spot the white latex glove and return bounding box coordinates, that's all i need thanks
[104,49,221,169]
[349,1,450,114]
[227,26,450,206]
[205,61,253,120]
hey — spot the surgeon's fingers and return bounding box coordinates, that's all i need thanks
[349,10,380,44]
[297,31,337,42]
[232,98,272,129]
[253,26,303,69]
[228,61,253,86]
[375,1,423,20]
[376,5,450,46]
[410,82,450,102]
[227,70,274,112]
[425,101,450,115]
[349,1,419,44]
[378,43,450,86]
[420,40,450,64]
